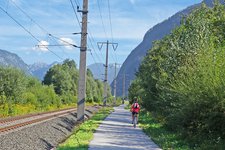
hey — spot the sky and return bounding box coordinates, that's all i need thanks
[0,0,202,66]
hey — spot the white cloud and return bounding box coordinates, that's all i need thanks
[58,37,75,50]
[36,40,49,52]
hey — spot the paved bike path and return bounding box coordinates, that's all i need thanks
[89,104,161,150]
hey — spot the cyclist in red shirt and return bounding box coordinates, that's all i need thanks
[130,97,140,124]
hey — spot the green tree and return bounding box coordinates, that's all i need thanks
[43,59,78,103]
[129,2,225,147]
[0,67,27,104]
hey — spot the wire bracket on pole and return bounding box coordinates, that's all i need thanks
[80,47,87,51]
[77,6,88,14]
[97,42,103,50]
[112,43,118,51]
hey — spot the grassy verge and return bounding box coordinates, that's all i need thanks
[57,107,113,150]
[139,110,190,150]
[0,102,100,118]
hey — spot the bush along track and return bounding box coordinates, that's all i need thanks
[139,110,191,150]
[57,107,113,150]
[139,110,225,150]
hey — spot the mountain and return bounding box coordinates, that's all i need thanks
[29,62,57,81]
[115,0,225,97]
[0,49,29,73]
[0,49,57,80]
[0,48,112,82]
[87,63,120,84]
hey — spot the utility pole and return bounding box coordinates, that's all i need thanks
[113,63,120,106]
[123,73,125,104]
[113,63,117,106]
[77,0,88,122]
[122,73,130,104]
[97,41,118,106]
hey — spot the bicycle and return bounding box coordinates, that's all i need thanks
[133,113,138,128]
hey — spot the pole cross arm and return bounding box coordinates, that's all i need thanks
[112,43,118,51]
[97,42,103,50]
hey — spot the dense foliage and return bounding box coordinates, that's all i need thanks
[43,59,79,104]
[0,67,59,116]
[129,2,225,148]
[43,59,110,104]
[0,59,111,117]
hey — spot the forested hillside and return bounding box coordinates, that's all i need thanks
[129,2,225,148]
[0,59,111,117]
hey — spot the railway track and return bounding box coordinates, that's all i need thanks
[0,106,96,134]
[0,107,75,124]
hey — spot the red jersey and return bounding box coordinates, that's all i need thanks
[131,102,140,113]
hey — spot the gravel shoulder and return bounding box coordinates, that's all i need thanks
[88,104,161,150]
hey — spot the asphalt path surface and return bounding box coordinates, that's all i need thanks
[89,104,161,150]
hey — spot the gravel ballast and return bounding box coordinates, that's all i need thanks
[0,106,100,150]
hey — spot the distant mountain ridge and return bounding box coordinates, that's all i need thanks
[0,49,118,83]
[115,0,225,97]
[0,49,57,80]
[28,62,58,81]
[0,49,29,73]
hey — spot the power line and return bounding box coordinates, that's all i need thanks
[83,1,105,64]
[106,0,117,65]
[88,50,102,75]
[77,0,106,62]
[48,34,80,48]
[71,0,115,68]
[89,32,105,63]
[70,0,82,29]
[6,0,10,12]
[107,0,113,42]
[71,0,118,76]
[88,31,104,63]
[97,0,108,39]
[12,0,79,43]
[10,0,48,34]
[71,0,105,65]
[0,6,64,60]
[74,0,80,7]
[109,47,117,63]
[11,0,79,49]
[12,0,82,53]
[7,0,78,60]
[106,0,118,64]
[88,44,103,64]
